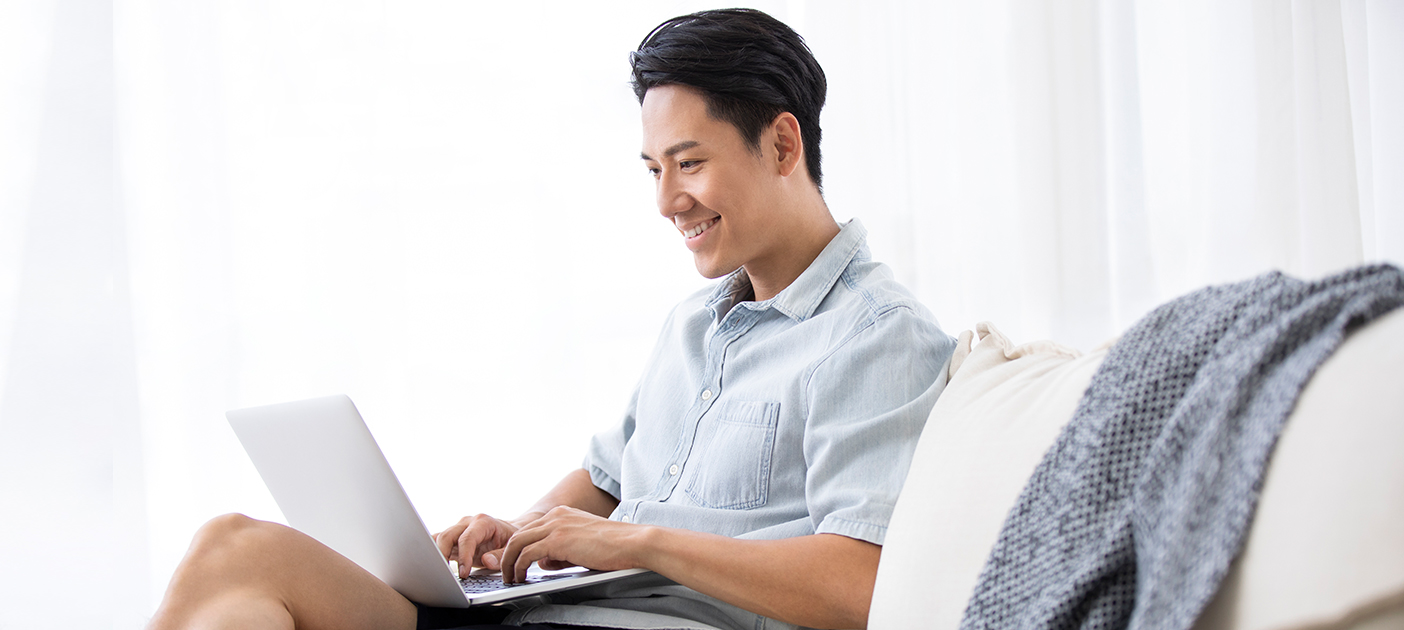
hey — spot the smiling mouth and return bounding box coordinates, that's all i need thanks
[684,217,719,239]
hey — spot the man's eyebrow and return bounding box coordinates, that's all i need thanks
[640,140,701,161]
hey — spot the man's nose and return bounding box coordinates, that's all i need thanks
[656,171,690,218]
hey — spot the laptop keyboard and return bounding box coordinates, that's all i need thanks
[459,572,577,594]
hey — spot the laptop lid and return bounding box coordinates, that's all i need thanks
[226,394,648,608]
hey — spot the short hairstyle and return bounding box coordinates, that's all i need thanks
[630,8,828,190]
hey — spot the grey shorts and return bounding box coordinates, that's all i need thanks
[413,603,613,630]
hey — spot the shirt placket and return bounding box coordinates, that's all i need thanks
[651,305,762,503]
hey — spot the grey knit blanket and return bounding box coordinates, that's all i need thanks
[959,264,1404,630]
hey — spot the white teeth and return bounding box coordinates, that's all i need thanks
[685,218,717,238]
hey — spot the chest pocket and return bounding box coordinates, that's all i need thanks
[682,399,781,510]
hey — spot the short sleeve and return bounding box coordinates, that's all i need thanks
[583,386,636,501]
[802,305,955,545]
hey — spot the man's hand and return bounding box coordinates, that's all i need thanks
[433,514,521,576]
[498,506,647,583]
[433,468,622,578]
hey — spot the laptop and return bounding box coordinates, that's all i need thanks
[226,394,650,608]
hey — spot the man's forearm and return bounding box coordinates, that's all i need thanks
[500,472,878,628]
[635,528,879,630]
[515,468,619,526]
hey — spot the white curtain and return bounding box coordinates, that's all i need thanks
[0,1,1399,628]
[810,0,1403,351]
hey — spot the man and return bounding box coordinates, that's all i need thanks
[148,9,954,630]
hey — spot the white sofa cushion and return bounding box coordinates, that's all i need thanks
[869,322,1109,630]
[1192,307,1404,630]
[871,309,1404,630]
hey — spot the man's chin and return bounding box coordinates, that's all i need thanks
[694,258,741,280]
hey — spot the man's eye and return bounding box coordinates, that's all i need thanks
[679,160,700,170]
[646,167,660,178]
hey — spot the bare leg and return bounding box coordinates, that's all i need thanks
[147,513,417,630]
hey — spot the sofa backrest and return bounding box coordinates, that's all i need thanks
[870,309,1404,630]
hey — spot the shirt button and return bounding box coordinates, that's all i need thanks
[701,389,713,401]
[621,515,630,523]
[669,464,679,476]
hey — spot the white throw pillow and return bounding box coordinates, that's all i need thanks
[869,322,1108,630]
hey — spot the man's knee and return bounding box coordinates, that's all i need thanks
[195,512,273,541]
[186,513,288,567]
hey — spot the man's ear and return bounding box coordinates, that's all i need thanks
[770,112,804,178]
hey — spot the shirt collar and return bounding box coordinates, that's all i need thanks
[705,219,868,323]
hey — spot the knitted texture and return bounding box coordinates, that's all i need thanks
[958,264,1404,630]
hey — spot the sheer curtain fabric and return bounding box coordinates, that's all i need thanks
[0,1,1399,628]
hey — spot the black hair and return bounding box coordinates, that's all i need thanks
[630,8,827,190]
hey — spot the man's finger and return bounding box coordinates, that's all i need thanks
[458,515,513,573]
[480,548,507,571]
[538,558,577,571]
[435,519,470,562]
[502,524,554,583]
[442,515,493,577]
[511,543,537,584]
[456,527,482,577]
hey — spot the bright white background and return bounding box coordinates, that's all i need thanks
[0,1,1400,628]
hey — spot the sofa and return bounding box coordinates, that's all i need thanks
[868,307,1404,630]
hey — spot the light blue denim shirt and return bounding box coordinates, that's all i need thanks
[505,220,956,630]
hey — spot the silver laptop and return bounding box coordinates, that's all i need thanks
[226,394,649,608]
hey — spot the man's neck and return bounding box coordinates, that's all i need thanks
[744,192,840,303]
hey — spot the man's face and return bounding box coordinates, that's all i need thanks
[640,85,783,280]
